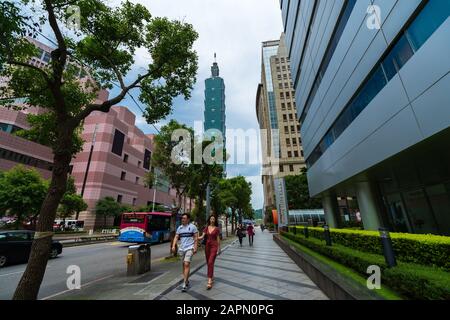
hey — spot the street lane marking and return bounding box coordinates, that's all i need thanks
[40,274,114,300]
[0,270,24,277]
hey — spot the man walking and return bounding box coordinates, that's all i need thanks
[172,213,198,292]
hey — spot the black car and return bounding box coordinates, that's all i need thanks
[0,230,63,268]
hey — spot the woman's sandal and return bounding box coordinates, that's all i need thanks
[207,281,213,290]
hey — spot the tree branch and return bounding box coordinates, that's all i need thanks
[7,60,51,84]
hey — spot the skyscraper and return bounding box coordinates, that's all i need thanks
[256,34,306,222]
[204,55,226,170]
[281,0,450,235]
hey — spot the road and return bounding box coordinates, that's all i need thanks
[0,241,171,300]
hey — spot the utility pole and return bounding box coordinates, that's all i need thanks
[78,124,98,220]
[152,170,158,212]
[206,182,211,223]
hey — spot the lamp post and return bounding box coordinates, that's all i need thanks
[323,224,332,246]
[379,228,397,267]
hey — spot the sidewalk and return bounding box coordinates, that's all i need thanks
[157,231,328,300]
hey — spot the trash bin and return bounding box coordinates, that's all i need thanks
[127,244,151,276]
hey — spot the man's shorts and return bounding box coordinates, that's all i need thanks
[179,249,194,263]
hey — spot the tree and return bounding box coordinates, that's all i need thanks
[57,193,87,224]
[0,165,48,229]
[95,197,123,228]
[284,167,323,210]
[151,120,192,255]
[1,0,198,299]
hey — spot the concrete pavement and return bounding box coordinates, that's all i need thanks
[158,231,328,300]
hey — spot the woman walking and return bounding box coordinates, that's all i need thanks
[236,224,245,247]
[247,223,255,246]
[198,215,221,290]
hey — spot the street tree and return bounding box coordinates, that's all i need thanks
[0,165,49,229]
[284,167,323,210]
[57,193,88,225]
[0,0,198,299]
[95,197,123,228]
[151,120,193,253]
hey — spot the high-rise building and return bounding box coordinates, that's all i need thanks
[282,0,450,235]
[204,55,226,170]
[256,34,306,219]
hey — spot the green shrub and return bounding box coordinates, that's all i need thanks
[292,226,450,270]
[281,231,450,300]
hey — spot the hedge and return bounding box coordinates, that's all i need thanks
[281,231,450,300]
[289,226,450,270]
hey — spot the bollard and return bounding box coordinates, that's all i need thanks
[323,225,332,246]
[379,228,397,267]
[304,226,309,238]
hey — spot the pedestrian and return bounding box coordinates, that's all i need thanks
[198,215,221,290]
[247,223,255,246]
[261,224,265,232]
[236,224,245,247]
[171,213,198,292]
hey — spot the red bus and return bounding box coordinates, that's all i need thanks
[118,212,175,244]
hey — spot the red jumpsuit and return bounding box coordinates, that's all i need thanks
[204,226,220,278]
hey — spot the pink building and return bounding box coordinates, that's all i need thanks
[72,106,191,228]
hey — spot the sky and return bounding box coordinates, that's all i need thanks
[39,0,284,210]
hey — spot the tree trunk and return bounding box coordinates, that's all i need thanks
[231,209,235,234]
[13,131,72,300]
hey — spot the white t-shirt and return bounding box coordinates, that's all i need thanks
[176,223,198,251]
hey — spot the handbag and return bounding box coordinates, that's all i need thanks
[201,229,208,245]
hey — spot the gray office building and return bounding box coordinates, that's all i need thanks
[281,0,450,235]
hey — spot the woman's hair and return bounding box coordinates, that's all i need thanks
[207,214,218,227]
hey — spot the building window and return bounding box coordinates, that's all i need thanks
[284,83,289,89]
[278,75,282,80]
[284,126,289,134]
[132,198,137,206]
[288,151,292,158]
[282,65,286,71]
[123,154,128,163]
[281,103,286,110]
[287,102,291,110]
[289,114,293,120]
[301,150,304,157]
[286,138,290,146]
[143,149,151,170]
[291,125,295,133]
[294,151,299,157]
[111,129,125,156]
[135,177,139,185]
[283,74,287,80]
[279,83,283,89]
[138,160,141,168]
[283,114,287,122]
[292,138,297,146]
[280,92,284,99]
[281,57,285,63]
[276,66,281,72]
[117,195,123,203]
[286,91,290,99]
[280,165,284,173]
[120,171,126,181]
[289,165,294,172]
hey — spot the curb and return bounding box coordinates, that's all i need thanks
[61,236,118,247]
[273,234,383,300]
[154,239,238,300]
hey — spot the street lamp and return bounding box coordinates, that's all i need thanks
[379,228,397,267]
[323,224,332,246]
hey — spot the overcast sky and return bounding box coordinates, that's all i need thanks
[39,0,284,210]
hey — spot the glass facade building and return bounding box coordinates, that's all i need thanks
[281,0,450,235]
